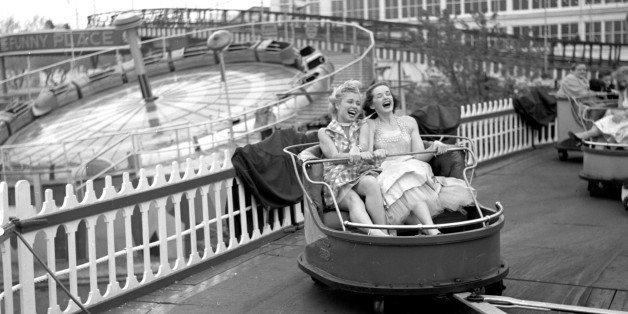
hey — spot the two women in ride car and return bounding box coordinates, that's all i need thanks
[315,80,474,236]
[315,80,389,236]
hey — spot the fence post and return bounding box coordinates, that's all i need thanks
[15,180,38,313]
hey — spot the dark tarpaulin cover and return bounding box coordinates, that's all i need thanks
[411,104,461,137]
[513,87,557,129]
[409,104,465,178]
[231,129,318,209]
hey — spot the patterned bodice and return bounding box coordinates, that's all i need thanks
[324,119,362,153]
[373,116,412,155]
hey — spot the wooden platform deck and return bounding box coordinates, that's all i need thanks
[108,146,628,313]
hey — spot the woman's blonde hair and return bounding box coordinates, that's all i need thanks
[328,80,362,117]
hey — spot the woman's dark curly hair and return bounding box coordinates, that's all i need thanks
[363,81,400,119]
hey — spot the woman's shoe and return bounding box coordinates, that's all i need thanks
[368,229,389,236]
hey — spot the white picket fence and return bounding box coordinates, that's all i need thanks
[459,98,556,163]
[0,153,304,313]
[0,97,556,313]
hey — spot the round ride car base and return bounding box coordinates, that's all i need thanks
[298,254,509,296]
[580,146,628,200]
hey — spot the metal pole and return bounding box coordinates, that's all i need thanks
[398,59,405,114]
[218,52,235,145]
[0,56,7,94]
[12,228,90,313]
[291,0,296,44]
[543,0,548,74]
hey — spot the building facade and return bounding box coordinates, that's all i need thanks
[270,0,628,43]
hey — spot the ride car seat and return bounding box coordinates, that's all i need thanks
[298,145,351,230]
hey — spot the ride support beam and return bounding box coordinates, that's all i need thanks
[114,14,159,127]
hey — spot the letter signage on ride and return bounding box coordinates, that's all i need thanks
[0,28,127,56]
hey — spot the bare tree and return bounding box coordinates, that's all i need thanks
[407,10,543,109]
[0,15,68,34]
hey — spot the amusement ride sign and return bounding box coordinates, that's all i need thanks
[0,28,128,56]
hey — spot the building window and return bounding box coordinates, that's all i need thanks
[491,0,507,11]
[368,0,381,19]
[531,24,558,39]
[446,0,462,14]
[605,20,627,44]
[331,0,343,17]
[464,0,488,13]
[584,0,601,4]
[385,0,399,19]
[561,23,579,41]
[585,22,601,42]
[279,0,291,12]
[513,26,532,37]
[532,0,557,8]
[561,0,578,6]
[512,0,528,10]
[308,2,321,15]
[347,0,365,18]
[403,0,423,17]
[425,0,441,15]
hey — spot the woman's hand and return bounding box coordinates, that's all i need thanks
[431,141,449,155]
[360,151,374,162]
[348,146,361,164]
[373,149,387,160]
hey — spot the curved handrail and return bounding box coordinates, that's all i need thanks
[346,202,502,231]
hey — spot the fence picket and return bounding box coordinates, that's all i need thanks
[236,179,251,245]
[103,211,122,297]
[186,189,201,264]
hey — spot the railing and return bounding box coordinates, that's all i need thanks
[458,97,556,163]
[0,19,374,186]
[0,155,306,313]
[0,95,557,313]
[87,8,628,73]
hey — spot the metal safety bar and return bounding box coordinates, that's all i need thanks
[2,219,90,313]
[346,202,502,231]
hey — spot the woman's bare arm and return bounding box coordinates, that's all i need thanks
[359,120,373,152]
[403,116,432,162]
[318,128,341,158]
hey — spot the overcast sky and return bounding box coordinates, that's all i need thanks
[2,0,264,29]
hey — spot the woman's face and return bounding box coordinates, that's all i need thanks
[370,85,394,115]
[574,65,587,79]
[616,73,628,91]
[336,92,362,123]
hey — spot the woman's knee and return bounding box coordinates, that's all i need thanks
[341,191,365,211]
[358,176,380,195]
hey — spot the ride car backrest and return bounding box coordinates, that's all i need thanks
[298,145,325,215]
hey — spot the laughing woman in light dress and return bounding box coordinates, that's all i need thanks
[317,80,388,236]
[359,82,475,235]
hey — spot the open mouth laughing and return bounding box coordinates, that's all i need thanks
[347,107,358,119]
[382,99,392,109]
